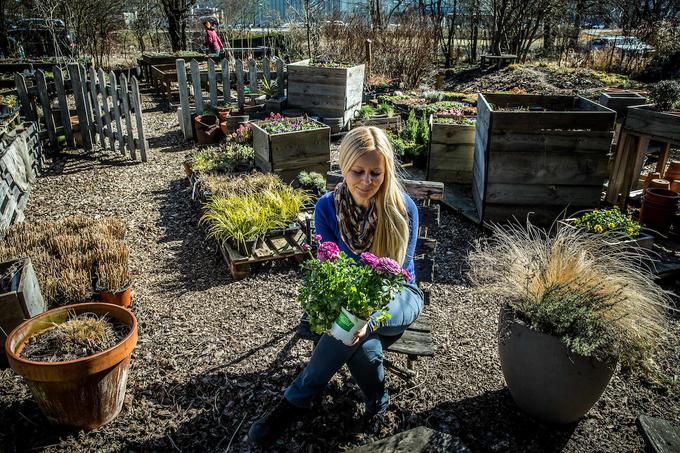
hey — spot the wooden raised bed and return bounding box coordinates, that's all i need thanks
[251,117,330,182]
[427,118,475,184]
[597,91,647,120]
[624,105,680,145]
[473,94,616,224]
[286,60,365,129]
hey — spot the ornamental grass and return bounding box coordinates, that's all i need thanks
[467,219,672,376]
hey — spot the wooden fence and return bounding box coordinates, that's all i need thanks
[15,64,148,161]
[176,57,285,140]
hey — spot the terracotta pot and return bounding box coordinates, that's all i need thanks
[97,284,132,308]
[640,188,680,232]
[498,305,616,424]
[194,114,221,145]
[643,172,661,189]
[671,180,680,193]
[70,115,83,147]
[214,107,232,122]
[220,120,229,136]
[5,303,138,430]
[663,161,680,181]
[648,179,670,190]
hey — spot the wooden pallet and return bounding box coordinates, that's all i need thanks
[219,228,312,280]
[0,111,21,138]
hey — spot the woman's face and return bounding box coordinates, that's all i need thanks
[345,150,386,208]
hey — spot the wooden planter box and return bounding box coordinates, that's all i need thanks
[559,218,654,249]
[251,117,331,182]
[0,257,45,365]
[286,60,365,129]
[427,120,476,184]
[597,92,647,120]
[473,94,616,225]
[625,105,680,145]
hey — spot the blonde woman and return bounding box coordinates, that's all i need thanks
[249,127,424,446]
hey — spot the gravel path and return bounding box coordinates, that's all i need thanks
[0,91,678,452]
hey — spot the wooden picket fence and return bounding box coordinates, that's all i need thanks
[176,57,286,140]
[15,64,148,161]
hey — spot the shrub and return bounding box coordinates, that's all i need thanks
[376,103,394,117]
[298,171,326,193]
[467,219,671,375]
[648,80,680,110]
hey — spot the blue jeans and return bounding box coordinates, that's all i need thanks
[285,284,424,415]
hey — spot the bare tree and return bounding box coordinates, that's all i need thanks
[158,0,197,51]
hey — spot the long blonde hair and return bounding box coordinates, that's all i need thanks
[338,126,409,264]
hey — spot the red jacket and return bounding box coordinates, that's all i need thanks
[204,29,223,53]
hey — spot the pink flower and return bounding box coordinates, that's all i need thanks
[360,252,380,268]
[402,268,412,282]
[302,244,311,251]
[314,234,322,242]
[317,241,340,262]
[376,257,402,276]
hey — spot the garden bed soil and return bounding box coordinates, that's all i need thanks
[0,84,677,453]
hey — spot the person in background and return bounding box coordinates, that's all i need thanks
[203,18,223,56]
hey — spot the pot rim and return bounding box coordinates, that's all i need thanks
[95,280,132,294]
[5,302,138,379]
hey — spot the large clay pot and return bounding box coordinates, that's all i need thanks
[648,179,670,190]
[498,305,616,424]
[640,188,680,232]
[194,114,221,145]
[5,303,138,430]
[664,161,680,181]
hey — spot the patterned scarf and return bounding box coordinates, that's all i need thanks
[334,182,378,255]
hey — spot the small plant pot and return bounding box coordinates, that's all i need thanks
[640,188,680,232]
[183,159,193,177]
[96,283,131,309]
[194,114,222,145]
[229,236,263,257]
[70,115,83,147]
[331,308,367,346]
[214,107,232,122]
[264,223,300,239]
[5,302,138,430]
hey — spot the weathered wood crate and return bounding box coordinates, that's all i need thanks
[251,117,330,182]
[351,115,402,131]
[473,94,616,224]
[0,257,45,365]
[286,60,365,129]
[624,105,680,145]
[597,91,647,120]
[427,119,475,184]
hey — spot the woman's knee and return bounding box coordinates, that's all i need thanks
[356,336,384,365]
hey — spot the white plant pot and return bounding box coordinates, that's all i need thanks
[331,307,367,346]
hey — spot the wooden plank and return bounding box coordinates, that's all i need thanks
[109,71,125,154]
[131,77,148,162]
[14,73,36,122]
[68,64,92,150]
[221,59,230,104]
[79,65,95,147]
[385,328,434,356]
[35,70,58,150]
[346,426,466,453]
[88,67,105,147]
[276,58,285,98]
[190,59,204,114]
[248,58,258,93]
[625,106,680,145]
[417,205,440,229]
[486,151,609,185]
[486,183,603,206]
[98,69,114,148]
[236,59,245,110]
[489,130,613,153]
[119,74,136,159]
[414,237,437,256]
[637,415,680,453]
[53,66,74,148]
[208,59,218,107]
[176,59,193,140]
[491,111,615,132]
[263,57,271,85]
[287,81,348,97]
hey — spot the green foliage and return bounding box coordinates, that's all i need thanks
[357,105,377,119]
[298,252,404,333]
[203,172,284,197]
[389,109,429,159]
[258,115,324,134]
[191,144,254,173]
[260,78,279,99]
[376,103,394,117]
[422,90,444,102]
[298,171,326,193]
[433,117,476,126]
[419,111,430,146]
[648,80,680,110]
[507,63,519,71]
[571,207,641,237]
[405,109,419,142]
[593,70,629,87]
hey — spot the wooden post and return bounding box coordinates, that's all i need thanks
[276,58,284,98]
[79,65,95,146]
[88,67,105,147]
[119,74,136,159]
[53,67,74,148]
[221,59,230,105]
[656,142,671,174]
[236,59,245,111]
[109,70,125,154]
[98,69,114,149]
[14,73,36,122]
[263,56,271,85]
[191,59,204,114]
[131,77,148,162]
[176,59,193,140]
[365,39,372,78]
[208,59,218,107]
[35,70,58,150]
[248,58,258,94]
[68,64,93,150]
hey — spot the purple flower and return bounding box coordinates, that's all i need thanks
[317,241,340,262]
[314,234,322,242]
[302,244,311,251]
[360,252,380,268]
[402,268,412,282]
[376,257,402,276]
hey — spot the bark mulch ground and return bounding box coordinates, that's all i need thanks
[0,90,678,453]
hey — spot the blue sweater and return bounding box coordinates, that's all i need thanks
[314,191,419,283]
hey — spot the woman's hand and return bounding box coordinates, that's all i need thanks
[348,323,369,346]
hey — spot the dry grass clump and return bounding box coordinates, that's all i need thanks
[20,311,129,362]
[0,216,130,307]
[202,172,284,197]
[467,219,672,375]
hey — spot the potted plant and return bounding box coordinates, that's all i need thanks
[296,170,326,199]
[94,239,132,308]
[5,302,138,430]
[467,219,670,424]
[298,239,409,344]
[559,206,654,249]
[251,114,330,182]
[211,102,233,121]
[351,103,400,130]
[624,80,680,148]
